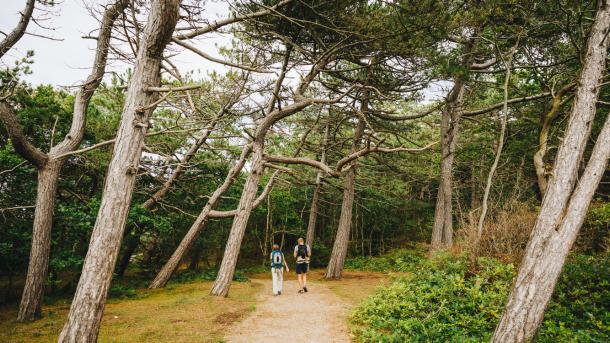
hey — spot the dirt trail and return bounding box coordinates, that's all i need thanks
[225,278,352,343]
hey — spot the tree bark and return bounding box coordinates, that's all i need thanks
[17,160,61,320]
[492,4,610,340]
[0,0,35,58]
[58,1,179,341]
[210,146,266,296]
[430,80,466,250]
[533,82,575,198]
[116,122,217,275]
[1,0,129,322]
[208,47,332,297]
[325,116,366,279]
[305,121,329,248]
[430,38,476,251]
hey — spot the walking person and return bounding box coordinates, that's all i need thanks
[270,244,288,296]
[293,237,311,293]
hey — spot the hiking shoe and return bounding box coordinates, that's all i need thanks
[278,291,281,295]
[298,289,304,294]
[303,286,308,292]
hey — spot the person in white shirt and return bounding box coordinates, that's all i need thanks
[293,237,311,293]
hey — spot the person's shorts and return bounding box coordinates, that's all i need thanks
[295,263,309,274]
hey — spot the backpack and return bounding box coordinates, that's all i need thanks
[297,245,308,259]
[271,250,283,268]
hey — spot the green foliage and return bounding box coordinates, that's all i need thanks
[350,251,610,342]
[350,252,514,342]
[538,254,610,342]
[576,202,610,252]
[108,284,138,299]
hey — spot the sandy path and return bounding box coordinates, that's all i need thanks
[225,279,352,343]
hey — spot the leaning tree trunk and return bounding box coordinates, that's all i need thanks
[10,0,129,322]
[210,145,266,296]
[58,1,179,341]
[17,160,60,320]
[149,145,251,288]
[325,117,365,279]
[305,121,329,248]
[492,4,610,341]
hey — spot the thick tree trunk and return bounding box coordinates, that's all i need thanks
[431,83,465,250]
[325,117,365,279]
[430,37,477,250]
[492,5,610,341]
[58,1,179,341]
[210,146,266,296]
[17,160,61,321]
[9,0,129,322]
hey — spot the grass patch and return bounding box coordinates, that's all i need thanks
[0,280,260,343]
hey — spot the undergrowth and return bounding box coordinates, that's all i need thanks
[348,249,609,342]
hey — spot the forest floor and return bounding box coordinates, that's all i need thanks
[0,270,386,343]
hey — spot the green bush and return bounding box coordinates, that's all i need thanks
[350,253,514,342]
[538,254,610,342]
[350,252,609,342]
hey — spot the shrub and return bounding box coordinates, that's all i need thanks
[458,202,537,264]
[575,202,610,253]
[537,254,610,342]
[350,252,609,342]
[350,254,514,342]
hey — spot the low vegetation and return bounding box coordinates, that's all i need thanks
[348,249,610,342]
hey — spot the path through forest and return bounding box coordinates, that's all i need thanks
[226,278,352,342]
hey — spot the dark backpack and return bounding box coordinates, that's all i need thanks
[297,245,308,259]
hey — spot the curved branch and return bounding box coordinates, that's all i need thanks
[175,0,292,40]
[335,141,438,171]
[462,92,552,117]
[263,154,338,176]
[171,37,271,73]
[0,102,48,168]
[0,0,35,58]
[370,105,441,121]
[52,0,129,155]
[208,171,280,218]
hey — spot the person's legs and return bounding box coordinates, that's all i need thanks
[271,268,279,295]
[303,270,308,292]
[278,267,283,294]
